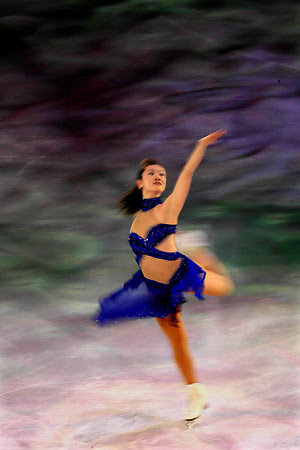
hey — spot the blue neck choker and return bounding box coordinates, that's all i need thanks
[142,197,162,212]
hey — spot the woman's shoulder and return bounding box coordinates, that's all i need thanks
[133,209,141,218]
[132,210,142,223]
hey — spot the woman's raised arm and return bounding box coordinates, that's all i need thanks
[162,129,227,218]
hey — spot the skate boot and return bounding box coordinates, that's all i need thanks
[185,383,208,429]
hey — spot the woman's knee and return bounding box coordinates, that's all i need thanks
[223,277,235,296]
[156,310,181,327]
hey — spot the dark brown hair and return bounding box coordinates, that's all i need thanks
[117,158,163,215]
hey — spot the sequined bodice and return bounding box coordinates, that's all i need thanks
[129,223,180,265]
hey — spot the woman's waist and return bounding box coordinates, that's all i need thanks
[140,256,184,285]
[131,245,181,261]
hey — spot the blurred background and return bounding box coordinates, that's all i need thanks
[1,0,300,306]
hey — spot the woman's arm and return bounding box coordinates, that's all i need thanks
[161,129,226,219]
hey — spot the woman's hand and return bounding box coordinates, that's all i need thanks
[198,129,227,147]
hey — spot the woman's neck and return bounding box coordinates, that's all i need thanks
[141,196,162,212]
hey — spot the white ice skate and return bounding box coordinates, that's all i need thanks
[176,230,209,250]
[185,383,209,429]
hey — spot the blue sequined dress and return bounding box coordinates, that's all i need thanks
[93,197,206,327]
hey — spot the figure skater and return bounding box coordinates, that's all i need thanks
[93,129,235,427]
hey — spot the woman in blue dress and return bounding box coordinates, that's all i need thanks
[93,129,235,427]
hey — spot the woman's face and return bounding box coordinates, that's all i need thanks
[137,164,166,197]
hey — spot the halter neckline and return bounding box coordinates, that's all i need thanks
[142,197,162,212]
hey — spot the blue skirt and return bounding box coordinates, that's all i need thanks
[93,254,206,327]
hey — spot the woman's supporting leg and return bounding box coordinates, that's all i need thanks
[156,310,208,422]
[155,311,199,384]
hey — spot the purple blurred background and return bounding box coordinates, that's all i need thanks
[1,0,299,297]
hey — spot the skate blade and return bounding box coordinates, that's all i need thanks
[185,415,201,429]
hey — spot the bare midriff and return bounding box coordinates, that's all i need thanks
[130,209,182,285]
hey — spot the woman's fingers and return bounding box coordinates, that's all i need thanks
[199,129,227,146]
[207,129,227,143]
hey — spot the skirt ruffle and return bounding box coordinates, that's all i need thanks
[93,254,206,327]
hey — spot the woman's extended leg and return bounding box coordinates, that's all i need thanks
[202,269,235,296]
[184,247,235,296]
[155,310,199,384]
